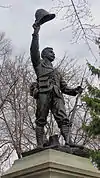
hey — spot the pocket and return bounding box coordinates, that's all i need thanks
[39,76,49,88]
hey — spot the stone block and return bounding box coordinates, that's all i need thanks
[1,149,100,178]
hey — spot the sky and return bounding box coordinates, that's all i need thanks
[0,0,100,66]
[0,0,100,170]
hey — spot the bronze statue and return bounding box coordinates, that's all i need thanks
[30,9,83,148]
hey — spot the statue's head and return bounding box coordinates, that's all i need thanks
[41,47,55,62]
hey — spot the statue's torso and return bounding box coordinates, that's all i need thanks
[35,60,62,95]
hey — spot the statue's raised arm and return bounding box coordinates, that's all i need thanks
[30,23,40,69]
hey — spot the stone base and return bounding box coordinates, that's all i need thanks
[22,144,89,158]
[1,149,100,178]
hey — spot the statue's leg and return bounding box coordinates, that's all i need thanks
[35,92,50,148]
[51,96,70,145]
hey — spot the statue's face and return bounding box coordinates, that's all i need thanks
[45,48,55,62]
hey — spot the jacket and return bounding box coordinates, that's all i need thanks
[30,33,77,97]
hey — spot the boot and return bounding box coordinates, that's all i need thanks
[36,126,44,148]
[60,125,69,145]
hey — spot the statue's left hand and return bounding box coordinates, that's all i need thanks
[30,82,39,98]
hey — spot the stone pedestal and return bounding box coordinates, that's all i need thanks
[1,149,100,178]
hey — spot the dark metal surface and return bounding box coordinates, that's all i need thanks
[22,134,89,158]
[30,9,83,150]
[35,9,55,25]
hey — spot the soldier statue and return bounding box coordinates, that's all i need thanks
[30,9,83,148]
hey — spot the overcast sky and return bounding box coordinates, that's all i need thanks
[0,0,100,65]
[0,0,100,169]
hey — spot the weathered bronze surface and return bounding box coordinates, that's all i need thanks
[30,9,83,150]
[35,9,55,25]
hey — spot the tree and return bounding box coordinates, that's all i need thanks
[0,51,88,173]
[0,32,12,110]
[51,2,100,168]
[0,24,97,172]
[0,31,86,172]
[0,33,37,171]
[52,0,100,61]
[82,62,100,169]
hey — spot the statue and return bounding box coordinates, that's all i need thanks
[30,9,83,149]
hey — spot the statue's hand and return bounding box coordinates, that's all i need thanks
[32,22,40,34]
[30,82,39,99]
[75,86,83,94]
